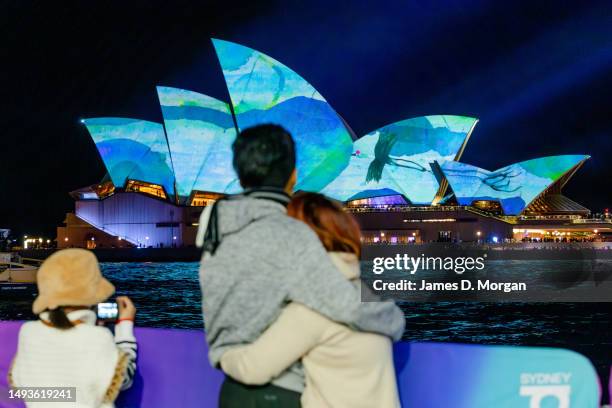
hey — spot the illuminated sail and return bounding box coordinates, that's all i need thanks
[157,86,240,197]
[439,155,590,215]
[213,39,354,192]
[83,117,175,196]
[322,115,477,203]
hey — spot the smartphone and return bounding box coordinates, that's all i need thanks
[97,302,118,321]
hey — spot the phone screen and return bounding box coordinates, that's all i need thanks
[97,302,118,320]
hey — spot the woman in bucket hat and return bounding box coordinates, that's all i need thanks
[9,248,138,408]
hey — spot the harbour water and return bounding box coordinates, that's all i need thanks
[1,260,610,398]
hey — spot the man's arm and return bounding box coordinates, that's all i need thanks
[285,226,405,341]
[220,303,324,385]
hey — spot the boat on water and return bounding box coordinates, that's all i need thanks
[0,252,39,297]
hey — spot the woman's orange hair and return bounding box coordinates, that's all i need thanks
[287,192,361,257]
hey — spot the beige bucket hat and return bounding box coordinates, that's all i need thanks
[33,248,115,314]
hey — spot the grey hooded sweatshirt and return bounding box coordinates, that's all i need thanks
[197,190,405,392]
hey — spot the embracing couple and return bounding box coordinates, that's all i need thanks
[197,124,405,408]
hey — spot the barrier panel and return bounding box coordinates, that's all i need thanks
[0,321,601,407]
[394,342,600,407]
[0,322,223,408]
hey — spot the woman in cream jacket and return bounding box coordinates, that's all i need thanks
[9,249,138,408]
[220,192,401,408]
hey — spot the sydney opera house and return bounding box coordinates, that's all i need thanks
[57,39,608,249]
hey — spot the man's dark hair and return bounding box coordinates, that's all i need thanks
[232,124,296,189]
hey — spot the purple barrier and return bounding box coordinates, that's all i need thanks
[0,322,223,408]
[114,327,224,407]
[394,342,601,407]
[0,322,602,407]
[0,322,22,408]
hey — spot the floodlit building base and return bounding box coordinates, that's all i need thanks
[57,192,200,249]
[349,206,514,244]
[57,213,133,249]
[58,189,611,249]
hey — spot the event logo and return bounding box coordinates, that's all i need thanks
[519,372,571,408]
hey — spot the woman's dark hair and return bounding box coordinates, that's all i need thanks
[288,192,362,257]
[232,124,296,189]
[47,307,75,330]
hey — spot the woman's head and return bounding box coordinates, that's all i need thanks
[33,249,115,320]
[288,192,361,257]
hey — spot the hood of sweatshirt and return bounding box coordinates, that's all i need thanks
[216,196,287,236]
[195,195,288,248]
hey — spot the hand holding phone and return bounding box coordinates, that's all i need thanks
[117,296,136,321]
[97,296,136,323]
[96,302,118,321]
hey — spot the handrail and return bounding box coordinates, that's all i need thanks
[345,205,474,213]
[0,261,38,269]
[345,204,514,224]
[20,257,44,264]
[74,213,140,245]
[346,205,610,226]
[571,218,612,224]
[463,206,514,223]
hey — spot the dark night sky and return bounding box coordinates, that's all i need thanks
[1,0,610,237]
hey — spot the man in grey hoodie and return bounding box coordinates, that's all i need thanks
[197,124,405,406]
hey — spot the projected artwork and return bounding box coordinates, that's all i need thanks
[321,115,477,204]
[157,87,240,197]
[439,155,589,215]
[212,39,354,192]
[83,118,175,196]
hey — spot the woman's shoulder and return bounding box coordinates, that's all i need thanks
[18,320,44,337]
[19,320,115,344]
